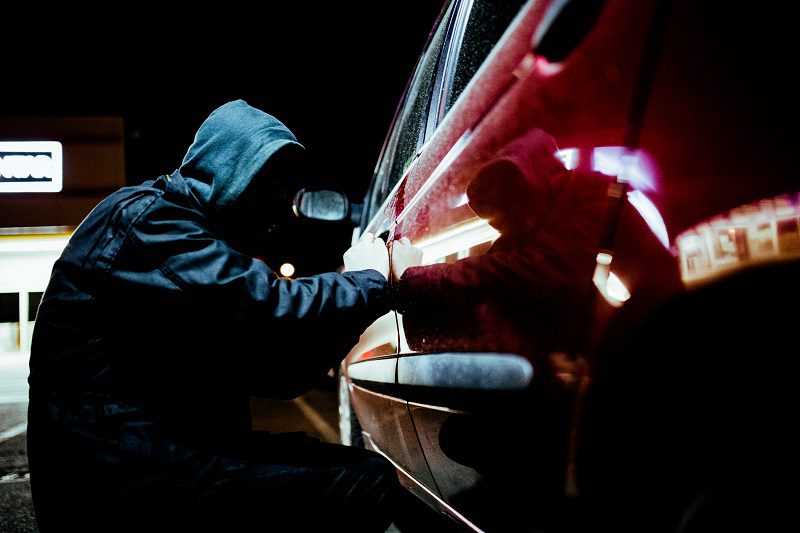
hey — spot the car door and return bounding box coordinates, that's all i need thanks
[388,0,666,529]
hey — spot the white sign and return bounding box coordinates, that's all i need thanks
[0,141,63,193]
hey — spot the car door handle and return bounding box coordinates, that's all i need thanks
[397,352,532,390]
[396,352,533,410]
[347,353,533,409]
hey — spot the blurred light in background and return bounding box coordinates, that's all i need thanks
[0,142,63,193]
[555,148,578,170]
[280,262,295,278]
[0,229,70,354]
[627,189,670,249]
[414,217,500,265]
[592,146,658,192]
[593,252,631,307]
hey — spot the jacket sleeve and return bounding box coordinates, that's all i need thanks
[104,199,390,375]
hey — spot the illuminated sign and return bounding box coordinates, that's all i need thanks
[0,142,63,193]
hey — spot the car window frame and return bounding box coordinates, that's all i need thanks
[435,0,530,129]
[362,0,461,229]
[362,0,533,233]
[425,0,475,138]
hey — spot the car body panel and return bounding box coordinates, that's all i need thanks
[340,0,799,529]
[388,2,659,526]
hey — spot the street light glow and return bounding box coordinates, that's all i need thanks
[280,263,295,277]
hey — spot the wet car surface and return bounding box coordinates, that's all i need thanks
[331,0,799,530]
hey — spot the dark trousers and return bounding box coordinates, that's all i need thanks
[29,402,399,532]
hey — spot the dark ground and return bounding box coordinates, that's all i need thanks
[0,429,35,533]
[0,382,453,532]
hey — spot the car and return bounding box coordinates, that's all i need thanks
[295,0,799,530]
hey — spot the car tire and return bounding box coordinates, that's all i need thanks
[338,373,364,448]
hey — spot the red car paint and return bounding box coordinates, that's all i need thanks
[339,0,799,530]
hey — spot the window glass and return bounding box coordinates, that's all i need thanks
[442,0,526,115]
[367,0,456,220]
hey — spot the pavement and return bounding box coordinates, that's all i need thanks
[1,402,36,533]
[1,350,36,532]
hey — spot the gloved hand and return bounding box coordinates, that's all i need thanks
[391,237,423,281]
[343,232,390,280]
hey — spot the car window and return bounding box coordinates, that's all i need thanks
[366,0,457,222]
[441,0,527,116]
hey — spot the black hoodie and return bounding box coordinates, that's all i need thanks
[28,99,389,448]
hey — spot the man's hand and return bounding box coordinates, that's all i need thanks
[343,232,390,280]
[391,237,423,281]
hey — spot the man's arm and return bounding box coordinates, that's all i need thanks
[110,201,391,336]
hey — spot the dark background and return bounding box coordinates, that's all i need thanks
[2,3,444,274]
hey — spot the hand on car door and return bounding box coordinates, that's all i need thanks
[391,237,424,282]
[343,232,390,280]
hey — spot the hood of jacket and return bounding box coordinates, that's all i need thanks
[178,99,303,219]
[466,128,569,235]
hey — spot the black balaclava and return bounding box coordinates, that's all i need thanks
[177,99,306,255]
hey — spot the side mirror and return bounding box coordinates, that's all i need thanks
[292,188,362,224]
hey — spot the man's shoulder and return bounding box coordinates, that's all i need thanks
[71,177,207,250]
[76,183,163,236]
[132,180,215,236]
[93,176,204,228]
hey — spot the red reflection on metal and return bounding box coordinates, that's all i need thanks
[677,192,800,286]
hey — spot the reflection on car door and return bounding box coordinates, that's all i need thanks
[391,0,665,529]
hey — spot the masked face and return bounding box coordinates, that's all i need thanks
[221,145,306,257]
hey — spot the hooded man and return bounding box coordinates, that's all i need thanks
[27,100,410,532]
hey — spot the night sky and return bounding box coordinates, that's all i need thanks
[3,3,444,274]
